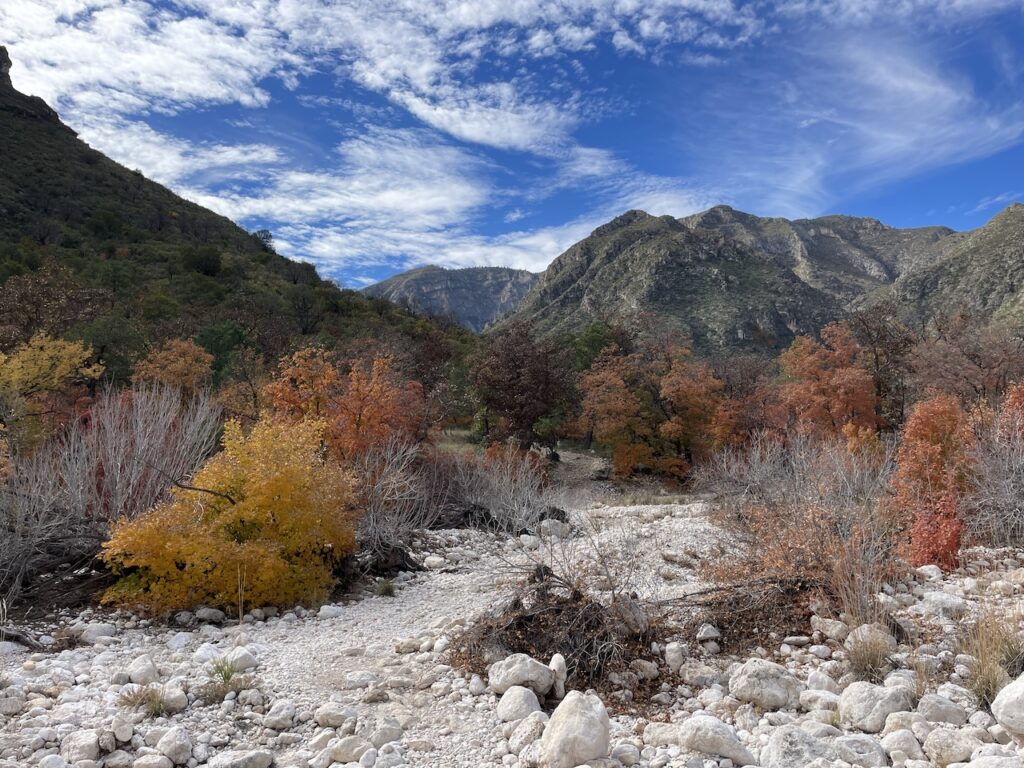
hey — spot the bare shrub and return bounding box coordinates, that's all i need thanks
[446,443,557,534]
[355,438,447,564]
[964,415,1024,547]
[960,608,1024,710]
[693,432,899,644]
[0,385,220,604]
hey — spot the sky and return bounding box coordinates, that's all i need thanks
[3,1,1024,287]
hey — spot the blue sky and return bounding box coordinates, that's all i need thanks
[3,1,1023,287]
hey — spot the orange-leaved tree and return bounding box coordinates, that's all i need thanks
[580,341,725,478]
[892,393,974,567]
[778,322,877,436]
[133,338,214,394]
[102,418,357,613]
[263,347,427,462]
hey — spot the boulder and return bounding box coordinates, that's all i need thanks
[845,623,897,653]
[133,757,173,768]
[263,699,296,730]
[331,736,373,763]
[922,728,981,765]
[840,681,913,733]
[156,726,192,765]
[206,751,273,768]
[127,654,160,685]
[508,711,548,755]
[314,701,356,727]
[489,653,555,695]
[917,693,967,726]
[678,714,755,765]
[992,673,1024,742]
[880,728,925,760]
[61,730,100,763]
[760,724,837,768]
[728,658,803,710]
[223,646,257,671]
[80,623,117,643]
[835,734,888,767]
[539,691,610,768]
[497,685,541,722]
[550,654,567,699]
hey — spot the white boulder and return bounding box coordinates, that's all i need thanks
[539,690,610,768]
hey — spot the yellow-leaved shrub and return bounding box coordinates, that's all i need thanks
[101,417,358,614]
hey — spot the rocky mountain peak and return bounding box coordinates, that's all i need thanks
[0,47,13,90]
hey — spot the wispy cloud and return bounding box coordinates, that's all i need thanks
[969,190,1022,215]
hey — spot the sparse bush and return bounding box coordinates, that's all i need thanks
[355,438,449,566]
[376,579,395,597]
[102,418,358,614]
[446,442,556,533]
[960,609,1024,710]
[0,384,220,604]
[694,432,899,645]
[964,396,1024,547]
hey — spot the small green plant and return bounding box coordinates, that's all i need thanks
[376,579,396,597]
[210,658,239,683]
[118,685,169,718]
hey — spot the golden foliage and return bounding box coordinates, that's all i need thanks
[0,332,103,449]
[133,338,214,393]
[101,418,358,613]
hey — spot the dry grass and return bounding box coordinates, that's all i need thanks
[960,608,1024,710]
[847,632,895,683]
[375,579,396,597]
[118,685,171,717]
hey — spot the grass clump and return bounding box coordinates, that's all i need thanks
[118,685,170,718]
[960,609,1024,710]
[195,658,254,704]
[846,631,895,683]
[376,579,396,597]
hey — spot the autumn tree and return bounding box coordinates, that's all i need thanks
[0,332,103,450]
[778,322,877,436]
[469,321,572,448]
[579,340,725,478]
[133,338,214,394]
[910,313,1024,406]
[892,394,974,567]
[263,347,428,462]
[102,418,357,613]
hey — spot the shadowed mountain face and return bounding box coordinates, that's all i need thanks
[363,266,538,332]
[500,205,1023,352]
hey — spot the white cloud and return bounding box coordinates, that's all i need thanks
[969,191,1022,215]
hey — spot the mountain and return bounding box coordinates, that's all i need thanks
[503,204,1024,352]
[0,46,464,379]
[363,265,538,332]
[883,203,1024,326]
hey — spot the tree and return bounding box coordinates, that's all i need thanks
[101,418,357,613]
[0,332,103,450]
[579,339,723,477]
[892,394,974,567]
[133,338,214,394]
[910,314,1024,406]
[263,347,428,462]
[846,304,916,429]
[778,322,877,436]
[469,321,572,448]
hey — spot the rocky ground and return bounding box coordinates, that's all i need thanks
[4,487,1024,768]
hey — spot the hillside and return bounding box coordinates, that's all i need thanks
[0,46,464,378]
[363,265,538,332]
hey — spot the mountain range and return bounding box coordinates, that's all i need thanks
[363,265,537,332]
[370,202,1024,351]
